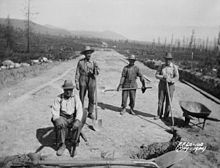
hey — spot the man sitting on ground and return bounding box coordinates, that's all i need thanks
[51,80,84,156]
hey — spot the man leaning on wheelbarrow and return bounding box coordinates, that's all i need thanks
[154,52,179,120]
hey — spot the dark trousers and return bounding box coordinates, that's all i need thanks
[157,81,175,118]
[79,75,96,114]
[121,90,136,109]
[52,110,87,146]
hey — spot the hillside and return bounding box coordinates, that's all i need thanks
[71,30,127,40]
[0,18,127,40]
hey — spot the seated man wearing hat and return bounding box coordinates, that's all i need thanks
[75,46,99,119]
[51,80,84,156]
[117,55,146,115]
[155,52,179,120]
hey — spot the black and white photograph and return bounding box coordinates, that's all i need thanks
[0,0,220,167]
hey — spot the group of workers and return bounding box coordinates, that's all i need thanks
[51,46,179,156]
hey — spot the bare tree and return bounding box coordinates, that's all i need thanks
[164,37,167,49]
[25,0,38,53]
[169,34,173,52]
[217,30,220,57]
[26,0,30,53]
[5,15,14,50]
[189,29,195,49]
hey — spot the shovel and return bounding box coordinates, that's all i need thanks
[166,81,175,133]
[153,150,188,168]
[91,75,102,131]
[26,151,187,167]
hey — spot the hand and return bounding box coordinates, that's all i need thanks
[54,118,64,129]
[93,62,99,75]
[163,74,168,79]
[117,85,122,91]
[167,78,174,83]
[141,86,146,93]
[72,119,81,130]
[76,83,79,90]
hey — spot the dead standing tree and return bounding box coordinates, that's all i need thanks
[189,29,195,69]
[5,15,14,50]
[25,0,38,53]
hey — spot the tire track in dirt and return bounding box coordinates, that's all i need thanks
[12,67,73,104]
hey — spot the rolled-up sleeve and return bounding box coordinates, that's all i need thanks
[136,67,144,82]
[51,97,61,120]
[119,67,126,85]
[172,65,179,83]
[155,65,163,80]
[75,95,83,121]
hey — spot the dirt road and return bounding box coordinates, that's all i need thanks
[0,50,219,167]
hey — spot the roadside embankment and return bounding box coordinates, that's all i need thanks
[141,59,220,99]
[0,62,59,89]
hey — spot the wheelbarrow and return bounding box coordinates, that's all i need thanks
[179,101,212,129]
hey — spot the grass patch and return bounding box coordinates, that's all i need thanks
[0,62,59,89]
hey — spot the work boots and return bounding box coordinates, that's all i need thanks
[56,143,66,156]
[129,108,135,115]
[120,108,126,115]
[88,113,95,120]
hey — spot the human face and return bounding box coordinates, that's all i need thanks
[85,52,92,60]
[165,59,172,66]
[64,89,73,98]
[128,59,135,65]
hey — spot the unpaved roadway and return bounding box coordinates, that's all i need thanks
[0,49,219,167]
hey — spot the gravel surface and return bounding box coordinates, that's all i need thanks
[0,50,219,168]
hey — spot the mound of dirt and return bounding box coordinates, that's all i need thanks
[131,130,181,160]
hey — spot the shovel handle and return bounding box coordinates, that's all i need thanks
[95,76,98,120]
[166,81,174,127]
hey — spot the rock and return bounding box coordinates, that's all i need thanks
[20,63,30,67]
[2,60,14,67]
[14,63,21,68]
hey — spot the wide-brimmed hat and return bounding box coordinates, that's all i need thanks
[80,46,94,55]
[163,52,173,59]
[127,54,136,60]
[62,80,74,90]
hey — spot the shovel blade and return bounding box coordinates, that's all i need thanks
[92,119,102,131]
[155,151,188,168]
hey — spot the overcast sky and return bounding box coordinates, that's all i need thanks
[0,0,219,41]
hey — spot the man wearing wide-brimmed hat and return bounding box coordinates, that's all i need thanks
[117,54,146,115]
[155,52,179,120]
[51,80,85,156]
[75,46,99,119]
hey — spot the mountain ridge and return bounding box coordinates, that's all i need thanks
[0,18,127,40]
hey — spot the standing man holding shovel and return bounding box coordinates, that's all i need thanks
[117,55,146,115]
[155,52,179,120]
[75,46,99,120]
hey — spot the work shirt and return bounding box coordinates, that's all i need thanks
[75,58,99,85]
[120,64,144,88]
[155,62,179,84]
[51,93,83,121]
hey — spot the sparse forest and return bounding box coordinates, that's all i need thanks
[105,37,220,78]
[0,23,103,64]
